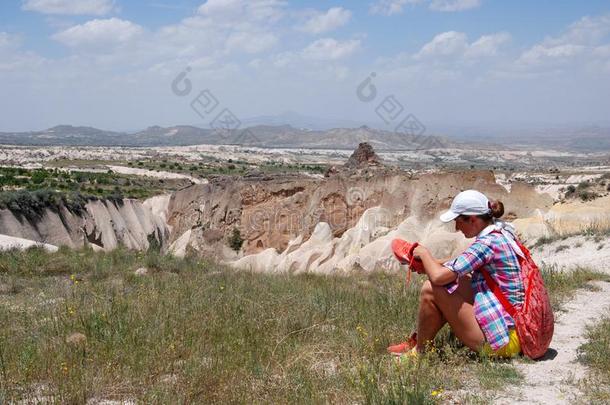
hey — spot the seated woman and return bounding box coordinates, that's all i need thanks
[389,189,524,358]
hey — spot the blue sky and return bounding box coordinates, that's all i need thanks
[1,0,610,132]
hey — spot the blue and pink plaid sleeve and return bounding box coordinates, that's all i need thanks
[444,241,494,276]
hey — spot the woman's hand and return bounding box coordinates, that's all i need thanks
[412,244,458,285]
[412,245,429,260]
[409,245,428,274]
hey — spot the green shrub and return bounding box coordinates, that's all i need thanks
[228,227,244,252]
[0,189,93,219]
[579,190,596,201]
[30,170,48,185]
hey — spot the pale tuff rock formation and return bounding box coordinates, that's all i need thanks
[84,199,167,250]
[0,197,168,251]
[513,195,610,240]
[230,207,471,274]
[143,194,172,231]
[168,229,192,258]
[0,204,83,248]
[227,189,609,274]
[0,234,58,252]
[227,196,610,275]
[168,226,238,260]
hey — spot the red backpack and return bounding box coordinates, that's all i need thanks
[480,238,554,359]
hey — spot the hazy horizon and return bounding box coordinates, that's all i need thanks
[4,113,610,135]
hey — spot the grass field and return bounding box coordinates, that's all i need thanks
[0,247,607,403]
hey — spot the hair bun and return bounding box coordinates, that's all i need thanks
[489,200,504,218]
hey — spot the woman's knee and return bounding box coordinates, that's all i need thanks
[420,280,433,299]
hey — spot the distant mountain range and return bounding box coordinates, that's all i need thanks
[1,123,609,152]
[0,124,461,151]
[240,111,382,131]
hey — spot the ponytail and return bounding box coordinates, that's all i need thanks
[489,200,504,219]
[477,199,504,222]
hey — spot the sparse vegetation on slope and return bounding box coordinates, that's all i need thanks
[562,176,610,202]
[0,189,91,218]
[0,166,190,201]
[578,315,610,403]
[127,158,327,177]
[541,266,610,311]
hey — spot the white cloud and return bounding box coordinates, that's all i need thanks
[415,31,468,59]
[197,0,286,23]
[0,32,45,71]
[429,0,481,12]
[22,0,115,15]
[593,44,610,58]
[0,32,17,49]
[52,18,144,47]
[197,0,241,15]
[149,0,286,63]
[465,32,511,58]
[517,14,610,67]
[557,14,610,46]
[301,38,361,60]
[518,44,585,66]
[300,7,352,34]
[370,0,480,15]
[270,51,298,68]
[415,30,510,60]
[370,0,421,16]
[226,31,278,53]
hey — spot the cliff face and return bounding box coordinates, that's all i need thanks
[164,169,554,260]
[0,197,169,251]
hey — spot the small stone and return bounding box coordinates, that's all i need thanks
[134,267,148,276]
[324,166,339,177]
[110,278,124,289]
[160,374,178,384]
[66,332,87,346]
[0,283,12,294]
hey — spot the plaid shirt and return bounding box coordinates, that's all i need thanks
[444,225,524,350]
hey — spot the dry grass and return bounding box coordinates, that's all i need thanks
[578,314,610,403]
[0,247,606,403]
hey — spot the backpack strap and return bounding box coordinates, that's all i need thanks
[480,268,517,318]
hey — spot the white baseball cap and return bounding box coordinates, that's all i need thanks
[439,190,491,222]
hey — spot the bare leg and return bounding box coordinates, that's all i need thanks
[417,280,447,350]
[416,277,485,352]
